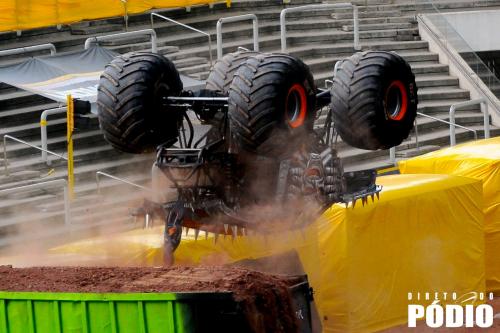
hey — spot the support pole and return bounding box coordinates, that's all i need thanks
[66,95,75,200]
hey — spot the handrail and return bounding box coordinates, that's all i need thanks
[419,111,478,141]
[84,29,157,53]
[40,107,67,165]
[96,171,153,195]
[450,98,489,146]
[151,13,212,66]
[3,135,67,176]
[388,110,482,163]
[217,14,259,59]
[0,43,56,58]
[280,3,360,53]
[0,179,71,225]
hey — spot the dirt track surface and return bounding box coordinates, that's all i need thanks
[0,265,301,293]
[0,265,302,333]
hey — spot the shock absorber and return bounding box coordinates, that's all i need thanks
[223,155,237,206]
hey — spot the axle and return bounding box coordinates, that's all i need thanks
[163,88,332,116]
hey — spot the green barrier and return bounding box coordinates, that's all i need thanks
[0,279,314,333]
[0,291,240,333]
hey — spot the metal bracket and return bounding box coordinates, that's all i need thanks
[276,159,291,202]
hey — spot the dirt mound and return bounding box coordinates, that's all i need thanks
[0,265,304,333]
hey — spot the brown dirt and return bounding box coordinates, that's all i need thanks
[0,265,302,333]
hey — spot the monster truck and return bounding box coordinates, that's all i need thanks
[96,50,417,264]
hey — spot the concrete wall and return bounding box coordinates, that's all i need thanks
[418,14,500,126]
[442,10,500,52]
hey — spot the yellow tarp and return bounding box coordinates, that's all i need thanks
[0,0,230,32]
[399,137,500,293]
[45,174,485,333]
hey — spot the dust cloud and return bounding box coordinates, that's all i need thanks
[0,153,160,267]
[0,135,328,273]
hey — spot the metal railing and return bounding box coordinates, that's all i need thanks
[0,43,56,58]
[96,171,153,195]
[0,179,71,225]
[151,13,213,66]
[417,11,500,118]
[280,3,360,53]
[84,29,157,53]
[3,135,67,176]
[120,0,129,31]
[450,98,489,146]
[217,14,259,59]
[40,106,67,165]
[388,108,488,163]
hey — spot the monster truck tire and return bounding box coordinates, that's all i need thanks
[97,52,183,154]
[330,51,418,150]
[206,51,259,93]
[228,53,317,156]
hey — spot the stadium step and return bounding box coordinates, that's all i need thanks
[417,87,470,101]
[0,102,60,126]
[332,10,403,20]
[410,62,449,75]
[0,90,51,109]
[417,99,481,114]
[0,171,42,187]
[342,22,415,32]
[415,74,459,88]
[0,0,499,246]
[395,145,442,158]
[70,23,123,35]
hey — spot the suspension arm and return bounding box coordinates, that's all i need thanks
[316,89,331,109]
[162,89,229,121]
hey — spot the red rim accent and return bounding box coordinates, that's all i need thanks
[286,83,308,128]
[385,80,408,121]
[167,227,178,236]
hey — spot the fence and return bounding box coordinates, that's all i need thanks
[0,44,56,57]
[280,3,360,53]
[388,101,490,163]
[2,135,67,176]
[152,13,213,66]
[0,179,71,226]
[217,14,259,59]
[84,29,157,53]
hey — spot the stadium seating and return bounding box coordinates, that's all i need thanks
[0,0,499,247]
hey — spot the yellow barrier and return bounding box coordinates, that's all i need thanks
[48,173,485,332]
[0,0,230,32]
[399,137,500,293]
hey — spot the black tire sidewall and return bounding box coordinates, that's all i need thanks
[277,61,317,132]
[331,51,418,150]
[372,58,417,149]
[228,54,317,156]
